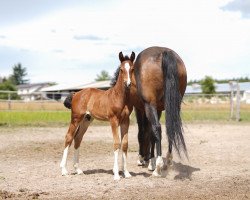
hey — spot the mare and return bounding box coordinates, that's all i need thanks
[60,51,135,180]
[129,46,188,177]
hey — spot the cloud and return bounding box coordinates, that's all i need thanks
[53,49,64,53]
[221,0,250,18]
[73,34,108,41]
[0,35,6,39]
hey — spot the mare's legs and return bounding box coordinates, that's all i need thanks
[120,116,131,178]
[73,116,93,174]
[110,117,121,180]
[144,103,164,177]
[148,111,161,171]
[60,114,82,175]
[136,108,153,166]
[166,140,173,166]
[136,108,147,165]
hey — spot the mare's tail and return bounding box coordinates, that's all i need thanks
[161,51,187,158]
[63,93,74,109]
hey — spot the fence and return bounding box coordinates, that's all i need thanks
[0,90,247,121]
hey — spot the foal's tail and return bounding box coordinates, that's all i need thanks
[162,51,187,158]
[63,93,74,109]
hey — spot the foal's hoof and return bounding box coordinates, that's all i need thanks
[113,175,121,181]
[75,168,83,175]
[124,171,132,178]
[61,168,69,176]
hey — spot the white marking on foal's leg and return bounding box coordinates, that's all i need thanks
[152,156,164,177]
[60,145,69,176]
[148,157,156,171]
[113,149,120,180]
[73,148,83,175]
[122,152,131,178]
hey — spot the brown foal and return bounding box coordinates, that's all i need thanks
[60,51,135,180]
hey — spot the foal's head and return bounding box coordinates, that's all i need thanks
[118,51,135,88]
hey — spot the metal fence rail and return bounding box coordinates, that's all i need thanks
[0,90,246,121]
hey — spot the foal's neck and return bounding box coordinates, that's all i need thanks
[111,72,129,102]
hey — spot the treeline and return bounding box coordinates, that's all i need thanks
[188,76,250,85]
[0,63,29,99]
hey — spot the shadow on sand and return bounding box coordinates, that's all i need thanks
[162,161,200,180]
[71,161,199,180]
[75,169,151,178]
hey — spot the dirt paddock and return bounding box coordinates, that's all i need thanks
[0,123,250,199]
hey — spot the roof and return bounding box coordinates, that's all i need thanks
[17,82,51,89]
[41,81,250,94]
[186,82,250,94]
[40,80,111,92]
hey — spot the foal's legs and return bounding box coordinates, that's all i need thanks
[120,117,131,178]
[73,117,93,174]
[144,103,164,177]
[60,114,82,176]
[110,118,121,180]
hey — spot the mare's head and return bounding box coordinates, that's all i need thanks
[111,51,135,88]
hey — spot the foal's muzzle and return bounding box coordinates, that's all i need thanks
[124,81,131,89]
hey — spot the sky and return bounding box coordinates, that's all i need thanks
[0,0,250,85]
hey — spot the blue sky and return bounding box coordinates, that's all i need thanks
[0,0,250,85]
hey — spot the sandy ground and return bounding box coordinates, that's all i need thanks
[0,123,250,199]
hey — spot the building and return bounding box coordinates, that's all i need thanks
[17,82,52,101]
[40,80,111,100]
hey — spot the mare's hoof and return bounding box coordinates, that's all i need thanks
[137,155,145,166]
[148,157,156,171]
[152,169,162,177]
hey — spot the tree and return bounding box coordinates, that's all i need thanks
[201,76,216,94]
[9,63,29,85]
[95,70,111,81]
[0,79,20,100]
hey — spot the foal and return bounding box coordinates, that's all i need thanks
[60,51,135,180]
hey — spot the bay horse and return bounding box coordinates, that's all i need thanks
[60,51,135,180]
[129,46,187,177]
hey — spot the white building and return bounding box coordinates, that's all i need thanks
[17,83,52,101]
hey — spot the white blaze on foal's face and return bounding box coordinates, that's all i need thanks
[124,62,131,87]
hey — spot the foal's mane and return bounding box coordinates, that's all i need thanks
[110,55,130,87]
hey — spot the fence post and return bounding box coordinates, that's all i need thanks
[229,81,234,120]
[8,93,11,110]
[236,82,241,121]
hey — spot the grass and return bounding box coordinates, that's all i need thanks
[0,102,250,127]
[0,111,71,127]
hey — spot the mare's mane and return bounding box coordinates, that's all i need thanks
[110,55,130,87]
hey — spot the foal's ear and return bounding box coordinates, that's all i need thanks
[130,51,135,62]
[119,51,124,63]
